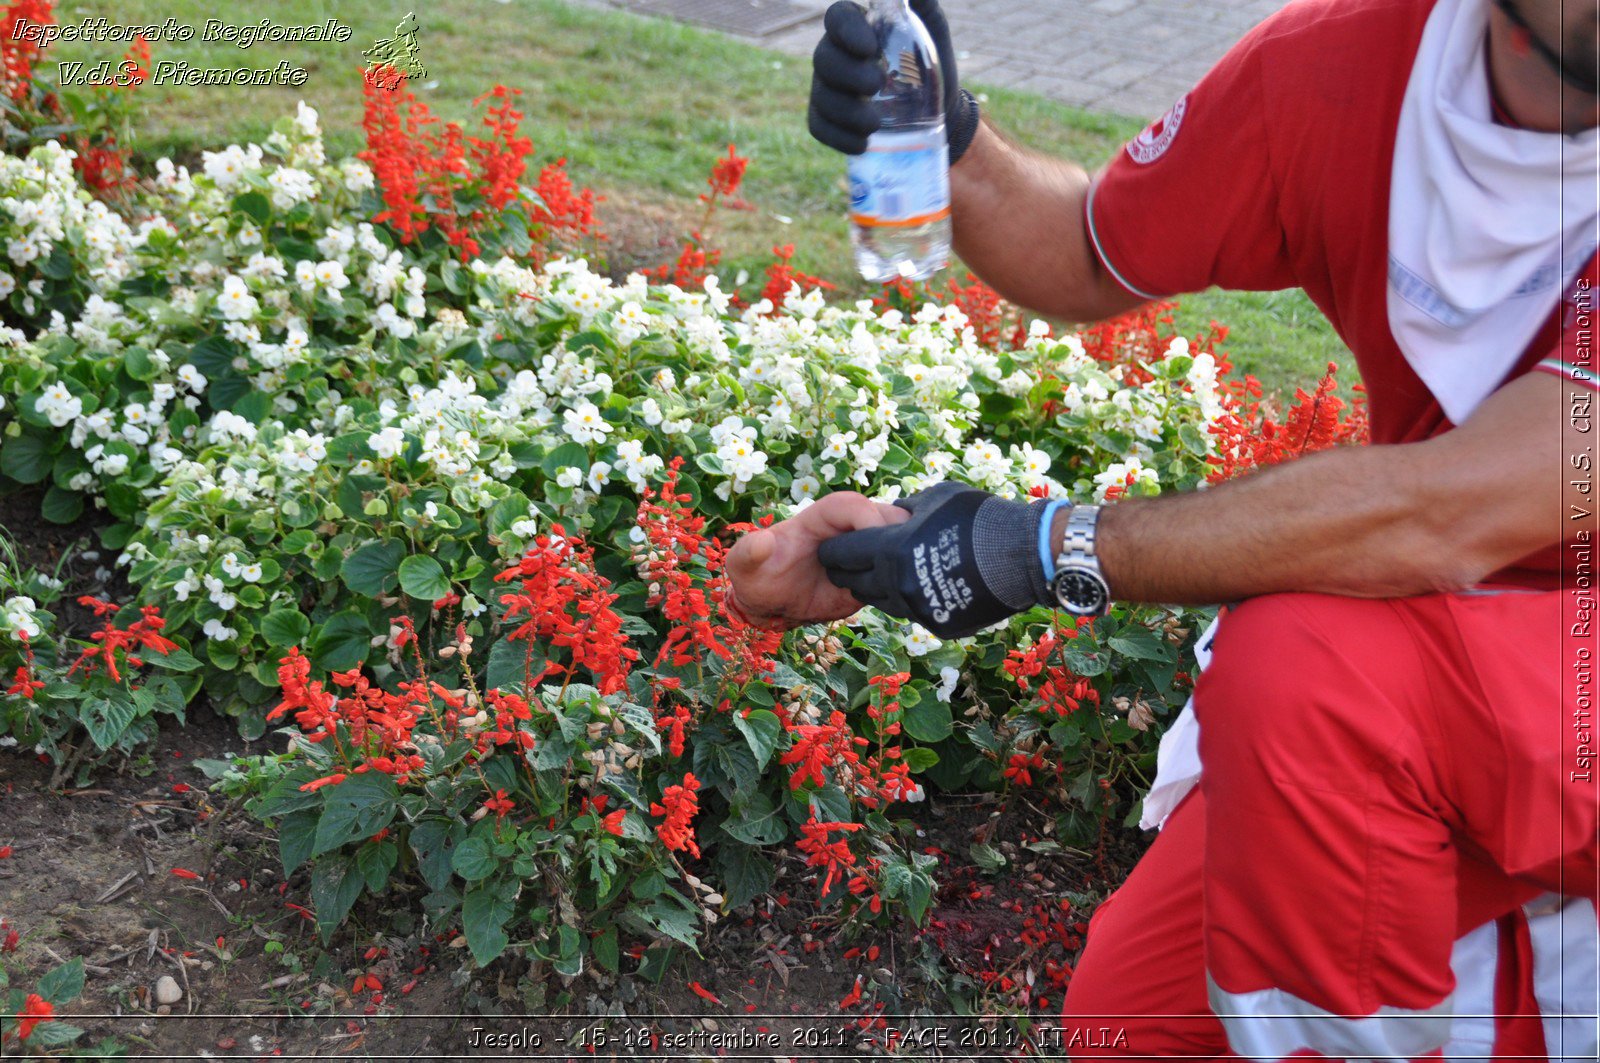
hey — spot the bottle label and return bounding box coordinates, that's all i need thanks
[848,128,951,229]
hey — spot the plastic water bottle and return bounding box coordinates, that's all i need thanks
[848,0,950,283]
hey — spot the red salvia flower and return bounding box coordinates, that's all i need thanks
[688,980,722,1005]
[795,815,863,897]
[1208,363,1368,481]
[650,772,701,858]
[6,665,42,699]
[759,243,834,310]
[494,526,638,696]
[0,0,52,102]
[14,993,52,1041]
[482,788,515,821]
[839,977,864,1008]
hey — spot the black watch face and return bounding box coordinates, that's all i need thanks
[1052,567,1108,615]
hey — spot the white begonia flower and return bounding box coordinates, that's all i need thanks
[1013,442,1052,480]
[555,466,583,489]
[341,160,375,192]
[369,426,406,460]
[203,618,239,642]
[822,430,856,460]
[612,301,649,344]
[587,462,612,492]
[790,474,821,503]
[221,553,243,579]
[1093,456,1160,502]
[2,596,42,640]
[935,666,961,703]
[218,275,259,321]
[34,383,82,427]
[562,401,612,445]
[268,167,317,209]
[180,365,209,394]
[905,624,941,657]
[294,101,321,137]
[239,563,263,583]
[201,143,262,189]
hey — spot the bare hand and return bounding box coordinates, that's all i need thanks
[725,492,911,631]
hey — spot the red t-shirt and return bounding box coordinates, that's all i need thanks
[1084,0,1598,588]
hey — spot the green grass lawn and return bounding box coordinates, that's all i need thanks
[51,0,1351,396]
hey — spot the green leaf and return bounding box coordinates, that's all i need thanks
[592,926,620,973]
[541,441,589,479]
[1,432,53,483]
[40,245,71,280]
[882,854,936,923]
[642,899,700,948]
[82,693,137,750]
[123,345,156,381]
[451,834,498,882]
[462,879,516,965]
[732,709,782,770]
[356,839,398,892]
[969,842,1007,873]
[1108,628,1173,662]
[807,783,852,824]
[719,792,785,846]
[398,554,450,601]
[340,539,404,596]
[409,818,463,893]
[714,844,774,911]
[233,389,273,424]
[552,925,585,977]
[232,190,271,223]
[310,855,364,942]
[310,610,371,673]
[637,946,673,984]
[261,608,311,648]
[279,810,318,876]
[901,746,939,772]
[40,485,82,524]
[312,773,400,858]
[147,644,202,673]
[35,957,84,1005]
[23,1019,84,1047]
[902,695,953,743]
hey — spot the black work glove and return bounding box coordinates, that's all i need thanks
[816,482,1052,639]
[808,0,982,162]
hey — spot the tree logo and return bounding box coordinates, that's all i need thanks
[364,12,426,89]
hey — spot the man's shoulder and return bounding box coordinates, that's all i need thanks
[1226,0,1434,93]
[1247,0,1434,51]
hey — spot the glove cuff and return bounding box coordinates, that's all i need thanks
[948,88,982,165]
[971,494,1054,612]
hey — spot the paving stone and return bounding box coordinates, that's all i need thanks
[566,0,1292,119]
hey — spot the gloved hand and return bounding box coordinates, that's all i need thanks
[816,481,1052,639]
[808,0,982,162]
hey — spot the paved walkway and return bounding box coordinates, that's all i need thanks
[583,0,1291,119]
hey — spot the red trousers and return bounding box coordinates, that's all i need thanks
[1061,590,1598,1060]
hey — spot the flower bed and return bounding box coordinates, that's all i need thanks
[0,51,1366,1002]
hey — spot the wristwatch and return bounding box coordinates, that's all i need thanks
[1050,505,1111,617]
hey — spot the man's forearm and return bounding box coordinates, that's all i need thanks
[1062,443,1501,605]
[1048,360,1570,607]
[951,123,1141,323]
